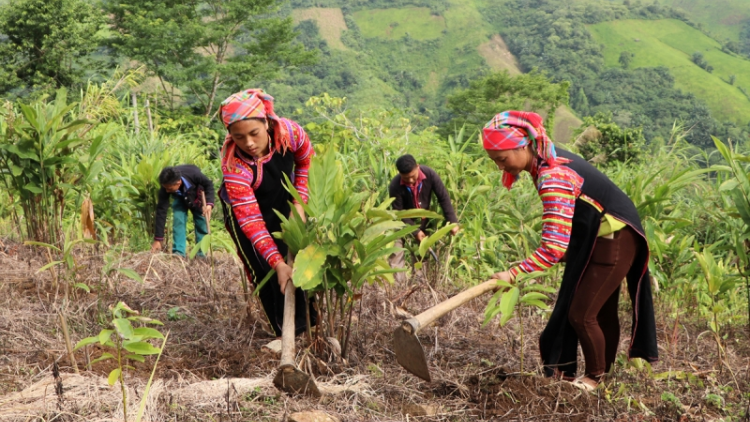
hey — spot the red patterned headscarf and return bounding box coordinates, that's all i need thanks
[219,89,291,172]
[482,111,568,189]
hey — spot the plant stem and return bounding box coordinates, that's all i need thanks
[341,295,356,359]
[116,337,128,421]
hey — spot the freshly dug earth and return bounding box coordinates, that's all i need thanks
[0,242,748,421]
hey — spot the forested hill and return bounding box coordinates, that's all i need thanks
[272,0,750,147]
[1,0,749,147]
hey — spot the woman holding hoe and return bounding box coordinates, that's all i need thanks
[484,111,658,390]
[219,89,316,337]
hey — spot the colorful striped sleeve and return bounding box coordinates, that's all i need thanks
[288,119,314,204]
[509,166,582,278]
[223,168,284,269]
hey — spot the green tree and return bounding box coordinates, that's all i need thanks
[106,0,317,116]
[572,112,645,165]
[571,87,589,115]
[618,51,632,69]
[441,70,569,137]
[0,0,103,96]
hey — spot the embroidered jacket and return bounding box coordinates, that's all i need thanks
[222,118,313,269]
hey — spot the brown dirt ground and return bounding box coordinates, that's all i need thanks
[0,241,749,421]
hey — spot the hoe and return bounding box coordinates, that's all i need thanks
[393,278,499,382]
[272,281,321,397]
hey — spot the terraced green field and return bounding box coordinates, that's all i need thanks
[657,0,750,42]
[589,18,750,125]
[352,7,446,40]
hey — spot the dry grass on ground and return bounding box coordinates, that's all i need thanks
[1,242,749,421]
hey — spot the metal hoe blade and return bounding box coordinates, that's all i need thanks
[393,323,431,382]
[273,364,322,398]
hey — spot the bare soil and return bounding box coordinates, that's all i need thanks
[1,242,748,421]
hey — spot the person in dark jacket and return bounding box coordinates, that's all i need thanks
[151,165,215,257]
[482,111,657,391]
[388,154,460,281]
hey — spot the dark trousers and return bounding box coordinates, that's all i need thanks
[222,201,316,337]
[568,226,638,378]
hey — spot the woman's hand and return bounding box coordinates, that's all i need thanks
[490,270,514,283]
[291,202,306,223]
[275,261,293,295]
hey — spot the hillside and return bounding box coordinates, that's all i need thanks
[282,0,750,145]
[289,1,582,142]
[657,0,750,42]
[589,18,750,125]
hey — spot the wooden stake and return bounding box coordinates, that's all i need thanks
[131,92,140,135]
[145,98,154,135]
[59,310,79,374]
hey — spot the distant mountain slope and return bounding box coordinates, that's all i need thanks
[284,0,750,143]
[589,19,750,125]
[290,1,581,141]
[656,0,750,42]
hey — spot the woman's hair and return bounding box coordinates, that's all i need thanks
[396,154,418,174]
[227,116,267,131]
[158,167,181,186]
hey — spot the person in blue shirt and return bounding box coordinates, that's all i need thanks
[151,165,215,257]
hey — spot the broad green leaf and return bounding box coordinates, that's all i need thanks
[91,353,114,365]
[10,164,23,176]
[74,283,91,293]
[73,336,100,351]
[498,287,520,326]
[124,354,146,363]
[189,234,212,258]
[99,329,114,345]
[362,221,404,243]
[292,244,328,290]
[364,225,419,254]
[365,208,396,220]
[108,368,122,386]
[394,209,443,220]
[133,327,165,340]
[117,268,143,283]
[24,241,61,252]
[719,179,740,192]
[520,292,548,302]
[23,183,42,194]
[37,260,63,272]
[521,299,549,310]
[418,223,457,257]
[123,341,161,355]
[113,317,134,339]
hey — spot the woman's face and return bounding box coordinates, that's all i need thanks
[229,119,270,158]
[486,146,532,175]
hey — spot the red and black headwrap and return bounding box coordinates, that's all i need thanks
[482,111,568,189]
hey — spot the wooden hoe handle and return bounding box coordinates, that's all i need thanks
[279,282,296,367]
[401,279,499,335]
